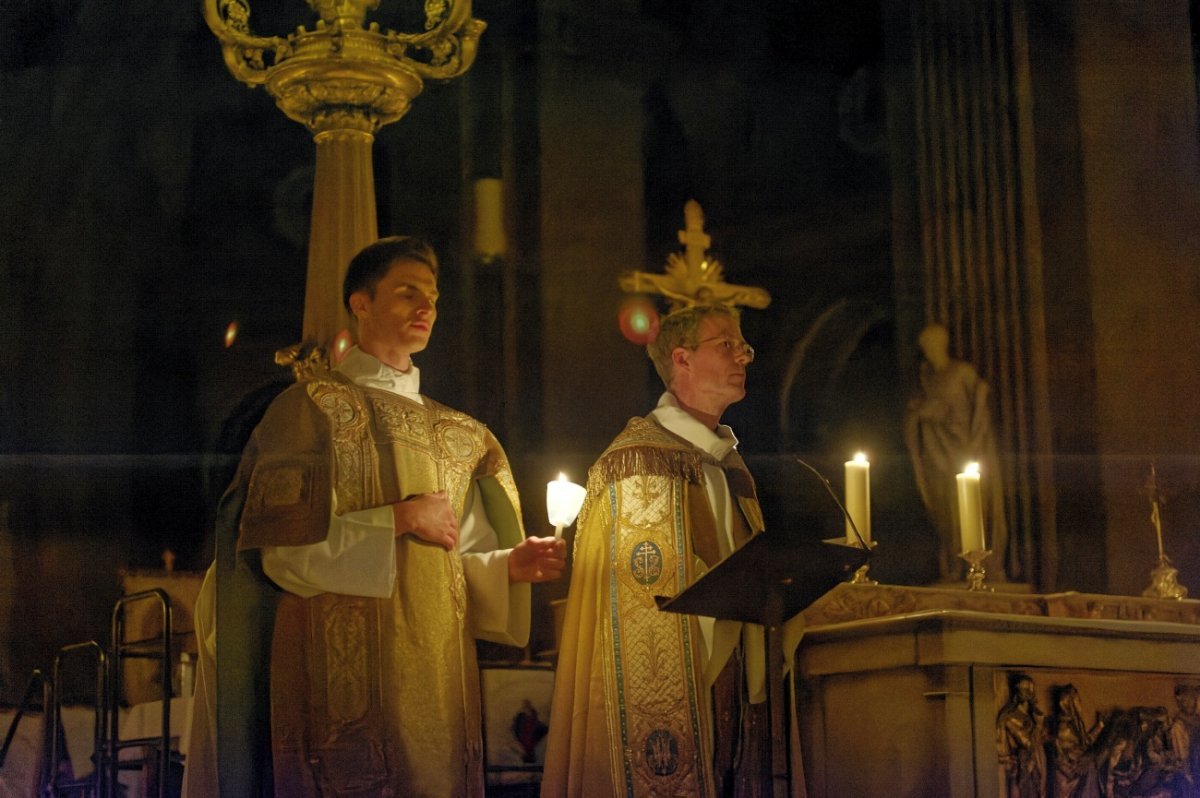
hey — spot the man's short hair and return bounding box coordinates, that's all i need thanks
[646,304,739,388]
[342,236,439,310]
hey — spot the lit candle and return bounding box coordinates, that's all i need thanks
[546,472,587,539]
[956,462,986,553]
[844,452,871,545]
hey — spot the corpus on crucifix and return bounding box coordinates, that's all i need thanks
[619,199,772,312]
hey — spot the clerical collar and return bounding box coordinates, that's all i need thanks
[650,392,738,461]
[337,346,421,396]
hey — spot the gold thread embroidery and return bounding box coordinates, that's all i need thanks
[370,397,432,445]
[324,599,370,723]
[309,380,373,511]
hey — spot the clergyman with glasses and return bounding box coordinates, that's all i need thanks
[542,304,771,797]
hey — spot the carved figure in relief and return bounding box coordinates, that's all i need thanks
[1096,706,1181,798]
[1050,684,1103,798]
[904,323,1010,581]
[1169,685,1200,797]
[998,674,1048,798]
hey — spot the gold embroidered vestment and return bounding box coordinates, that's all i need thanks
[232,374,524,797]
[542,415,765,797]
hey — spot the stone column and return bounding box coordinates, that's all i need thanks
[303,127,379,348]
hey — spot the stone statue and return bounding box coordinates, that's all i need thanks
[904,323,1010,581]
[1169,684,1200,797]
[997,674,1047,798]
[1050,684,1103,798]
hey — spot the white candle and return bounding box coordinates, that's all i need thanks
[546,472,587,539]
[956,462,986,553]
[844,452,871,545]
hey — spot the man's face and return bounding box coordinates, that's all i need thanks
[676,314,751,410]
[350,259,438,365]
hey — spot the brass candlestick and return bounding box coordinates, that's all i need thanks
[960,549,993,592]
[850,541,879,584]
[826,538,878,585]
[1142,462,1188,600]
[849,564,876,585]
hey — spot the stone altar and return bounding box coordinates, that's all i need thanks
[794,583,1200,797]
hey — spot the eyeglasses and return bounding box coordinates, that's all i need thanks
[691,335,755,362]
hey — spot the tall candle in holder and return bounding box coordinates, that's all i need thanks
[844,452,871,545]
[956,462,986,552]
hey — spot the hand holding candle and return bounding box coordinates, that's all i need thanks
[547,472,587,539]
[956,462,986,553]
[844,452,871,546]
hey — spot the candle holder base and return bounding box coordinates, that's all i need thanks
[959,549,993,592]
[849,564,877,585]
[825,539,877,584]
[1143,554,1188,600]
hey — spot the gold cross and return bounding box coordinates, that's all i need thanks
[619,200,771,313]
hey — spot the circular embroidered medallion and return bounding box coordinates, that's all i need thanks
[436,422,479,461]
[317,392,359,426]
[643,729,679,776]
[630,540,663,586]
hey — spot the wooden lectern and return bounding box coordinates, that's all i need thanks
[656,532,868,797]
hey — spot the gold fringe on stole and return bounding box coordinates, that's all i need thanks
[594,445,705,486]
[572,416,706,557]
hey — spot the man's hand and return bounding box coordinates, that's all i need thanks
[393,492,459,551]
[508,536,567,583]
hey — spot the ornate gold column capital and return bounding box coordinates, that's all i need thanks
[204,0,485,135]
[205,0,485,364]
[265,45,424,134]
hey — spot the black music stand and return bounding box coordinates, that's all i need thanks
[655,533,869,797]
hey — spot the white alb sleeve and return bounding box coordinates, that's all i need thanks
[261,501,397,598]
[459,483,530,646]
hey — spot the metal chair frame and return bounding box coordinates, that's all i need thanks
[36,588,175,798]
[108,588,174,798]
[47,640,109,797]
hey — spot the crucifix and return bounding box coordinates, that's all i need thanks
[619,199,772,313]
[1141,461,1188,599]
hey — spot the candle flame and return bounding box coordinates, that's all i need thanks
[964,462,981,476]
[853,451,868,463]
[224,321,238,348]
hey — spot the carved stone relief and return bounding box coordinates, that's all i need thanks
[996,672,1200,798]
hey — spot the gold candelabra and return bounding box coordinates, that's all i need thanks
[204,0,485,371]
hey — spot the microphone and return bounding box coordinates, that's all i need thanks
[793,457,870,551]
